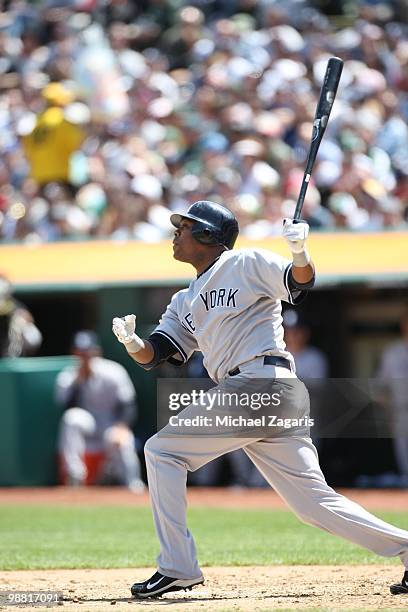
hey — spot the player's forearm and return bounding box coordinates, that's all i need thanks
[127,339,155,364]
[292,261,315,284]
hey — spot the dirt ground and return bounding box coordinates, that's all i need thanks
[0,488,407,611]
[0,566,407,611]
[0,486,407,510]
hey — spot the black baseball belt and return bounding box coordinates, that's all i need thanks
[228,355,292,377]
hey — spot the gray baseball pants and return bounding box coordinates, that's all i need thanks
[145,359,408,579]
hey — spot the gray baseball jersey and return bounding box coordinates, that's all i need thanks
[55,357,136,439]
[151,248,302,382]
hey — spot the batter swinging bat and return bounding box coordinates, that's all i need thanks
[293,56,343,221]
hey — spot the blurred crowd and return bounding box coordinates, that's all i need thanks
[0,0,407,244]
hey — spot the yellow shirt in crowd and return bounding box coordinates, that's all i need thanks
[22,107,85,185]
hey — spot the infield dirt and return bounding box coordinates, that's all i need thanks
[1,565,407,611]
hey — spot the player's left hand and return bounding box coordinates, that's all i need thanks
[112,314,137,345]
[283,219,309,254]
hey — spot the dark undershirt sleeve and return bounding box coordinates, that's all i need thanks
[63,383,82,410]
[136,332,185,371]
[287,267,315,304]
[115,399,136,425]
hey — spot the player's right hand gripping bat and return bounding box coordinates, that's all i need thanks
[293,57,343,221]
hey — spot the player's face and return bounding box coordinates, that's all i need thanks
[172,219,199,262]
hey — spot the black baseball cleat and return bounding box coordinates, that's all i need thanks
[131,570,204,598]
[390,570,408,595]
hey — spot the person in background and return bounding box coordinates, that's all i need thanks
[377,309,408,487]
[282,308,328,456]
[55,330,145,492]
[0,273,42,358]
[283,309,328,380]
[21,82,86,190]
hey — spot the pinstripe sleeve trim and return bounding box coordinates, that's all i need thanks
[153,330,188,363]
[283,263,294,304]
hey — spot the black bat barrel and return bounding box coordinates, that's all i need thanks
[293,57,343,221]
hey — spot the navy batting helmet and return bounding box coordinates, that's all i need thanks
[170,201,239,250]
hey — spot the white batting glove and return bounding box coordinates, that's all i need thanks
[283,219,309,253]
[283,219,311,267]
[112,315,143,354]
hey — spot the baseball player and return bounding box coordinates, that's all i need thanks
[112,201,408,598]
[0,274,42,358]
[56,330,145,491]
[377,309,408,485]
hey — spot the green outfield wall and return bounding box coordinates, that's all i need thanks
[0,357,72,486]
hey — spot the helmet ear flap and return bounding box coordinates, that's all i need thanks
[192,224,217,245]
[198,227,214,244]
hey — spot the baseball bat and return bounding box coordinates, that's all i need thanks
[293,57,343,221]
